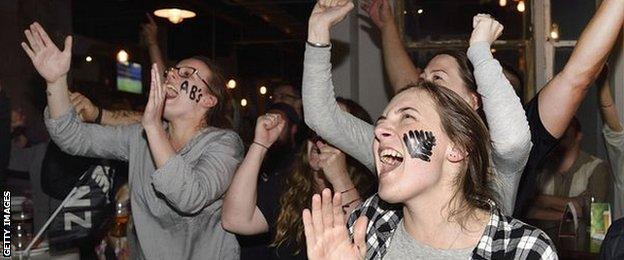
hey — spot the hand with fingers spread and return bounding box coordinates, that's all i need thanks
[21,22,73,85]
[308,0,355,44]
[469,14,504,46]
[253,113,286,149]
[316,142,351,187]
[141,14,159,46]
[70,92,99,122]
[361,0,394,29]
[303,189,368,260]
[142,63,165,130]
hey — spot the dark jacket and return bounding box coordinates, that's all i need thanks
[600,217,624,260]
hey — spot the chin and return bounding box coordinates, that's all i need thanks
[377,186,405,204]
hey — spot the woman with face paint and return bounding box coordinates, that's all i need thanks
[222,98,376,259]
[21,23,243,259]
[302,1,553,259]
[304,1,530,216]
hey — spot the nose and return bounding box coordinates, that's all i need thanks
[165,68,178,83]
[374,123,396,142]
[419,72,429,81]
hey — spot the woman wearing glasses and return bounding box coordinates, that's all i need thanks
[21,23,243,259]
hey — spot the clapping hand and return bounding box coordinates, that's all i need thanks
[303,189,368,260]
[142,64,165,129]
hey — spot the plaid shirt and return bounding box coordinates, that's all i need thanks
[347,195,558,259]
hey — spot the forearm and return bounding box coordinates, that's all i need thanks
[527,206,564,221]
[147,43,166,74]
[144,126,176,168]
[101,109,142,126]
[380,22,421,93]
[47,77,72,119]
[534,195,571,212]
[468,42,531,172]
[599,82,623,131]
[222,145,268,228]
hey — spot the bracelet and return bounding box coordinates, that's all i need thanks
[339,186,356,194]
[253,141,270,150]
[600,103,614,108]
[306,40,331,48]
[94,106,103,124]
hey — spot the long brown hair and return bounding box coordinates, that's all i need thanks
[271,98,376,255]
[190,55,232,129]
[398,81,497,225]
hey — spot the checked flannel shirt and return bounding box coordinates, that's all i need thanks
[347,195,558,259]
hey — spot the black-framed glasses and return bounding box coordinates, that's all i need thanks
[164,66,213,92]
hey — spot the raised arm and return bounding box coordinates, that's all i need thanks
[141,14,166,74]
[304,0,376,171]
[222,114,285,235]
[598,68,623,132]
[467,15,532,214]
[151,130,243,215]
[22,22,133,160]
[362,0,420,93]
[538,0,624,138]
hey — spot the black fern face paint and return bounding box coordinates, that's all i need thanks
[403,130,436,162]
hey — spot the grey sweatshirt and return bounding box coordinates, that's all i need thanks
[45,108,243,260]
[302,42,531,214]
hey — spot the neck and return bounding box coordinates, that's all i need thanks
[401,183,487,249]
[167,119,205,151]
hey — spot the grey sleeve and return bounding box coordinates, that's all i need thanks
[302,44,376,171]
[467,42,532,176]
[151,131,244,214]
[44,107,134,161]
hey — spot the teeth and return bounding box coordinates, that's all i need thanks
[165,84,178,94]
[379,149,403,159]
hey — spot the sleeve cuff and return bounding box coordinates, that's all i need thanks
[467,41,493,66]
[603,124,624,144]
[305,43,332,62]
[44,106,78,133]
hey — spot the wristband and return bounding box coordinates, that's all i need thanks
[94,106,103,124]
[253,141,270,150]
[340,186,356,194]
[306,41,331,48]
[600,103,614,108]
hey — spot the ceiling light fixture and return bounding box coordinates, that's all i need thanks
[154,8,196,24]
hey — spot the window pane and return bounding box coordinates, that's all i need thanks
[551,0,595,40]
[403,0,528,43]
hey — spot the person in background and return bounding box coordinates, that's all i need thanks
[360,0,624,219]
[22,22,243,259]
[272,84,302,118]
[527,118,611,223]
[597,67,623,220]
[600,217,624,259]
[222,98,375,259]
[0,81,10,185]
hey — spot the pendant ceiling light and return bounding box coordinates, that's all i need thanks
[154,5,196,24]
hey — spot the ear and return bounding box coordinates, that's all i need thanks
[446,145,467,163]
[199,93,218,109]
[469,92,480,110]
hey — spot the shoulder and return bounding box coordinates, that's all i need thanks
[500,214,557,256]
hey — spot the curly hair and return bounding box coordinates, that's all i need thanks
[271,98,376,255]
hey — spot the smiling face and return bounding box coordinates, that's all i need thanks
[420,54,479,110]
[374,87,457,204]
[162,58,218,122]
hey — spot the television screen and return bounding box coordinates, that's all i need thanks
[116,62,142,94]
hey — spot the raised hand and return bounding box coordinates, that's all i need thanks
[469,14,504,45]
[70,92,99,122]
[21,22,72,84]
[141,13,158,46]
[361,0,394,29]
[142,63,165,129]
[310,0,355,28]
[303,189,367,260]
[253,113,286,149]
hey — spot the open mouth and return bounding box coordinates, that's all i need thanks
[378,147,404,174]
[164,83,179,99]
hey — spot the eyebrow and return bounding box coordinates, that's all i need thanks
[396,107,421,115]
[430,69,448,75]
